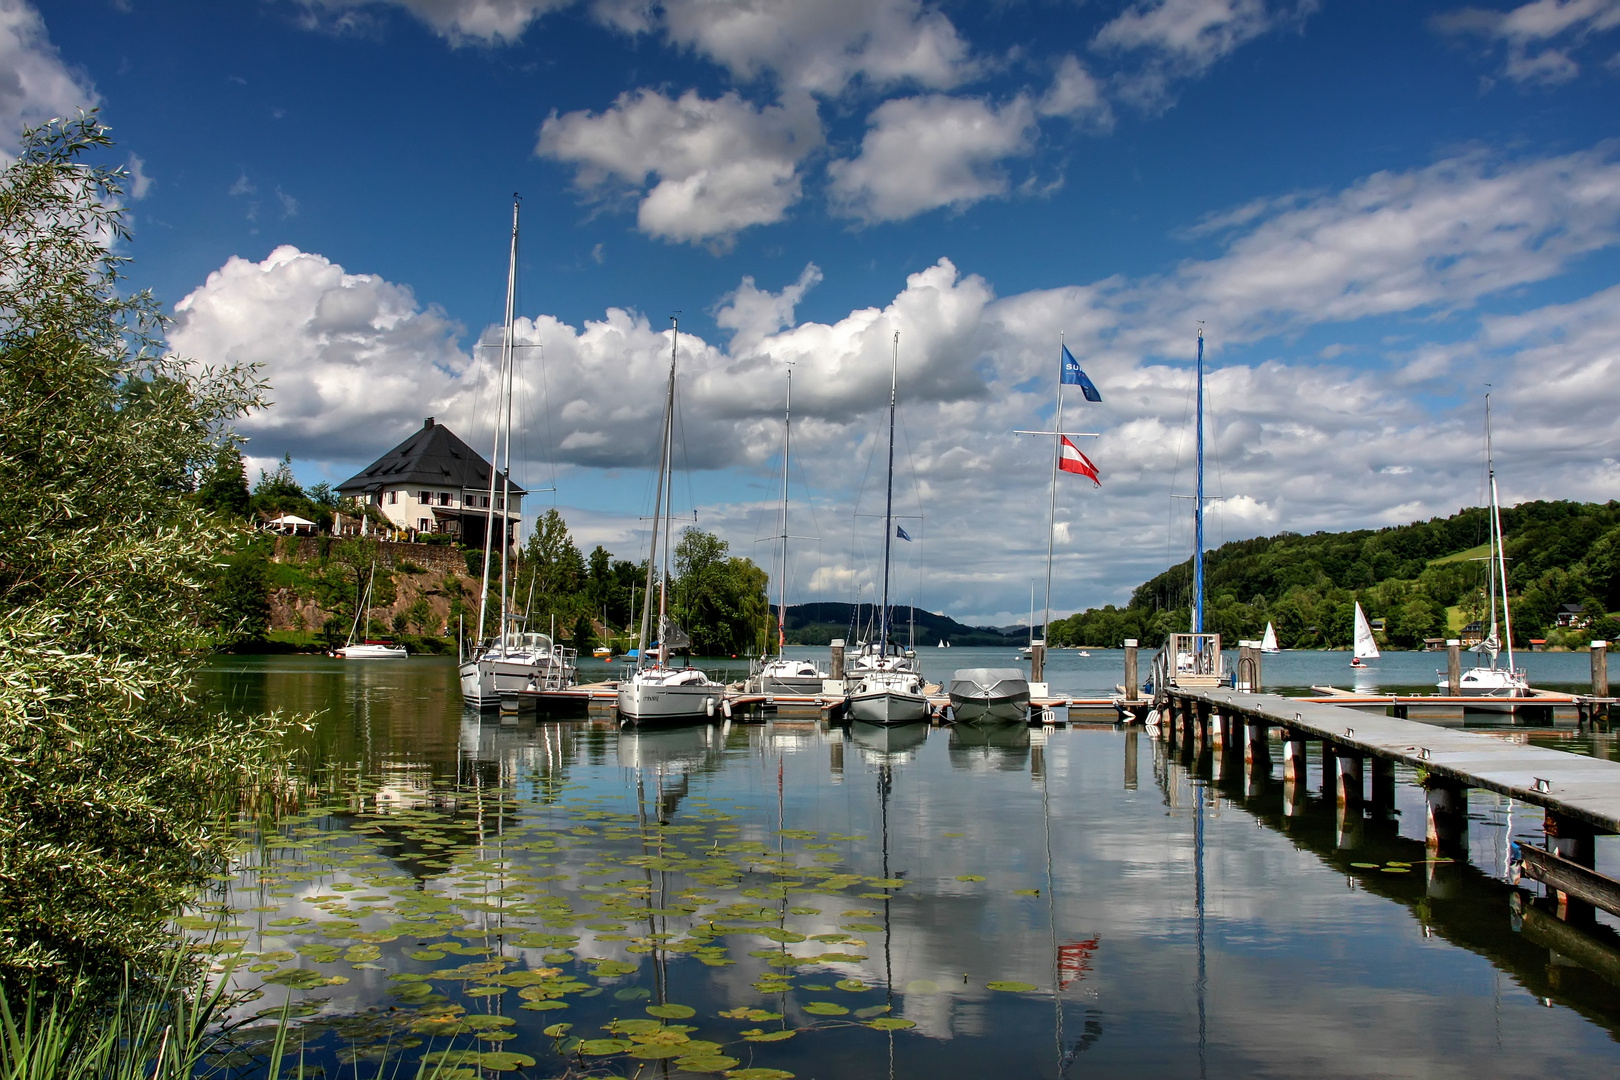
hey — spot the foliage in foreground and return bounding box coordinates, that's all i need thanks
[0,114,284,992]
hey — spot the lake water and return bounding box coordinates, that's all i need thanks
[198,652,1620,1079]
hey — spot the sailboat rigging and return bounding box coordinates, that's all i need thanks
[1436,392,1529,704]
[847,332,928,725]
[755,367,828,696]
[617,317,723,723]
[335,561,407,658]
[458,196,577,707]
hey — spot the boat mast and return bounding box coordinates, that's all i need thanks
[879,332,898,654]
[1043,334,1066,644]
[476,196,520,656]
[1486,393,1515,672]
[659,319,680,668]
[1192,327,1206,635]
[639,320,677,671]
[778,368,792,657]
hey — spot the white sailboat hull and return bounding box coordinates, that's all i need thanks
[847,688,930,725]
[337,643,407,659]
[618,671,722,723]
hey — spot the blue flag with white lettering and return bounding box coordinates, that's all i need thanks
[1061,345,1101,402]
[896,524,912,541]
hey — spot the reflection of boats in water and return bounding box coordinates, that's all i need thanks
[616,724,719,771]
[947,722,1030,770]
[948,667,1030,724]
[848,721,927,761]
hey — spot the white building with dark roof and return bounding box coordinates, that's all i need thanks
[336,417,522,551]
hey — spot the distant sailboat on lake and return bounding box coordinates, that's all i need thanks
[1350,602,1379,668]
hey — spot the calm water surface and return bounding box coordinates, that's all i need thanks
[199,654,1620,1079]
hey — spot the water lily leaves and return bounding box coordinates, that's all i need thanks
[816,953,867,963]
[1381,866,1410,873]
[759,928,807,943]
[865,1017,916,1031]
[543,1022,573,1037]
[801,1002,848,1016]
[478,1052,535,1072]
[606,1018,664,1035]
[719,1007,783,1021]
[1350,862,1380,869]
[677,1056,741,1073]
[630,1045,689,1059]
[840,923,883,933]
[985,981,1038,992]
[788,907,821,915]
[835,979,868,992]
[267,917,312,927]
[723,1069,795,1079]
[520,1000,567,1011]
[592,960,637,977]
[744,1029,796,1042]
[578,1039,636,1056]
[342,945,381,963]
[422,1050,484,1067]
[955,875,986,883]
[408,950,445,961]
[867,879,905,890]
[647,1003,696,1018]
[841,909,879,918]
[614,986,652,1000]
[262,967,332,989]
[1013,889,1040,897]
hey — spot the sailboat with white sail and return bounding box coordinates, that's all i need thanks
[1436,393,1529,703]
[755,367,829,696]
[617,318,724,724]
[847,332,929,726]
[1260,622,1280,653]
[335,561,407,659]
[1350,602,1379,668]
[458,197,576,707]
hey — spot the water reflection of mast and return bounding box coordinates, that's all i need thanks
[879,762,896,1080]
[635,768,671,1007]
[1194,776,1207,1080]
[1041,737,1066,1077]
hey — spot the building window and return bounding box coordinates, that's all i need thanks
[495,496,505,510]
[388,490,397,505]
[438,492,451,506]
[418,490,430,505]
[418,518,429,532]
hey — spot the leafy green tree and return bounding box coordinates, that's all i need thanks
[196,441,250,518]
[517,508,586,623]
[571,613,596,652]
[672,527,769,655]
[0,114,281,992]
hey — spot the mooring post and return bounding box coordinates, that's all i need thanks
[1425,779,1469,856]
[1370,756,1396,814]
[1545,810,1598,923]
[1030,640,1046,685]
[1245,717,1269,768]
[1124,639,1139,702]
[1237,644,1261,691]
[1335,750,1363,808]
[1593,640,1609,698]
[830,638,846,681]
[1447,639,1461,695]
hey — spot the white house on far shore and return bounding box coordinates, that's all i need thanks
[336,417,523,553]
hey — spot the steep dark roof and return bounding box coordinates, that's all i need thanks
[337,418,526,496]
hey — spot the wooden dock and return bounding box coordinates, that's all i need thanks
[1163,686,1620,917]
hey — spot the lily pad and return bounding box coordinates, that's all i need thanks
[835,979,868,992]
[724,1070,795,1080]
[1013,889,1041,897]
[542,1023,573,1037]
[865,1017,916,1031]
[676,1056,740,1073]
[955,875,986,883]
[985,981,1038,992]
[477,1052,535,1072]
[1349,862,1380,869]
[578,1039,635,1055]
[801,1002,848,1016]
[647,1003,696,1019]
[744,1030,796,1042]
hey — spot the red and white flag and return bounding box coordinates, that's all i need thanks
[1058,436,1101,486]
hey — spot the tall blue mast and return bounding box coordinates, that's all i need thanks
[1192,328,1205,635]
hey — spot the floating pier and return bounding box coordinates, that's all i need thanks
[1162,686,1620,919]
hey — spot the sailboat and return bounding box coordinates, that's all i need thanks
[1260,622,1279,653]
[1436,393,1529,703]
[335,561,407,659]
[1350,602,1379,668]
[755,368,829,697]
[458,197,577,708]
[618,318,724,724]
[847,332,929,725]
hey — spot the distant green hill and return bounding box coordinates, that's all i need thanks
[1049,500,1620,650]
[781,602,1018,647]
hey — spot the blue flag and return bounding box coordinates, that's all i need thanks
[896,524,912,541]
[1061,345,1102,402]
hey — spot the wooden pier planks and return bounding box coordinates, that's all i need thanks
[1176,688,1620,834]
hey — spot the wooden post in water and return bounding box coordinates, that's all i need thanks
[1425,780,1469,856]
[1446,639,1461,695]
[1124,728,1139,790]
[1237,644,1261,691]
[1335,750,1363,809]
[1030,640,1046,686]
[1282,732,1308,784]
[830,638,845,680]
[1593,640,1609,698]
[1123,639,1139,702]
[1545,810,1598,923]
[1245,718,1269,768]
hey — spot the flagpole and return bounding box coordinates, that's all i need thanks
[1044,335,1064,646]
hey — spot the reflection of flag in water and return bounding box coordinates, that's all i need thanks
[1058,436,1101,487]
[1058,937,1099,991]
[896,524,912,541]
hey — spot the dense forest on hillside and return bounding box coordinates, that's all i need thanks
[1049,500,1620,649]
[781,602,1018,647]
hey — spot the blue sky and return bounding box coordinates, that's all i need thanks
[9,0,1620,624]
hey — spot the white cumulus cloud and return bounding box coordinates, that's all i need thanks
[0,0,97,158]
[297,0,571,44]
[537,88,823,247]
[1432,0,1620,85]
[827,94,1037,224]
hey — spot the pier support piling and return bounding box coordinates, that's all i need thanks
[1030,641,1046,685]
[1594,640,1609,698]
[1425,780,1469,857]
[1335,750,1363,809]
[1245,718,1269,768]
[1447,640,1461,695]
[1545,810,1598,923]
[1320,741,1337,798]
[1283,733,1308,784]
[830,639,845,681]
[1370,756,1396,814]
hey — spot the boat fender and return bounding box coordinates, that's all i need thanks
[722,699,733,719]
[706,697,715,717]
